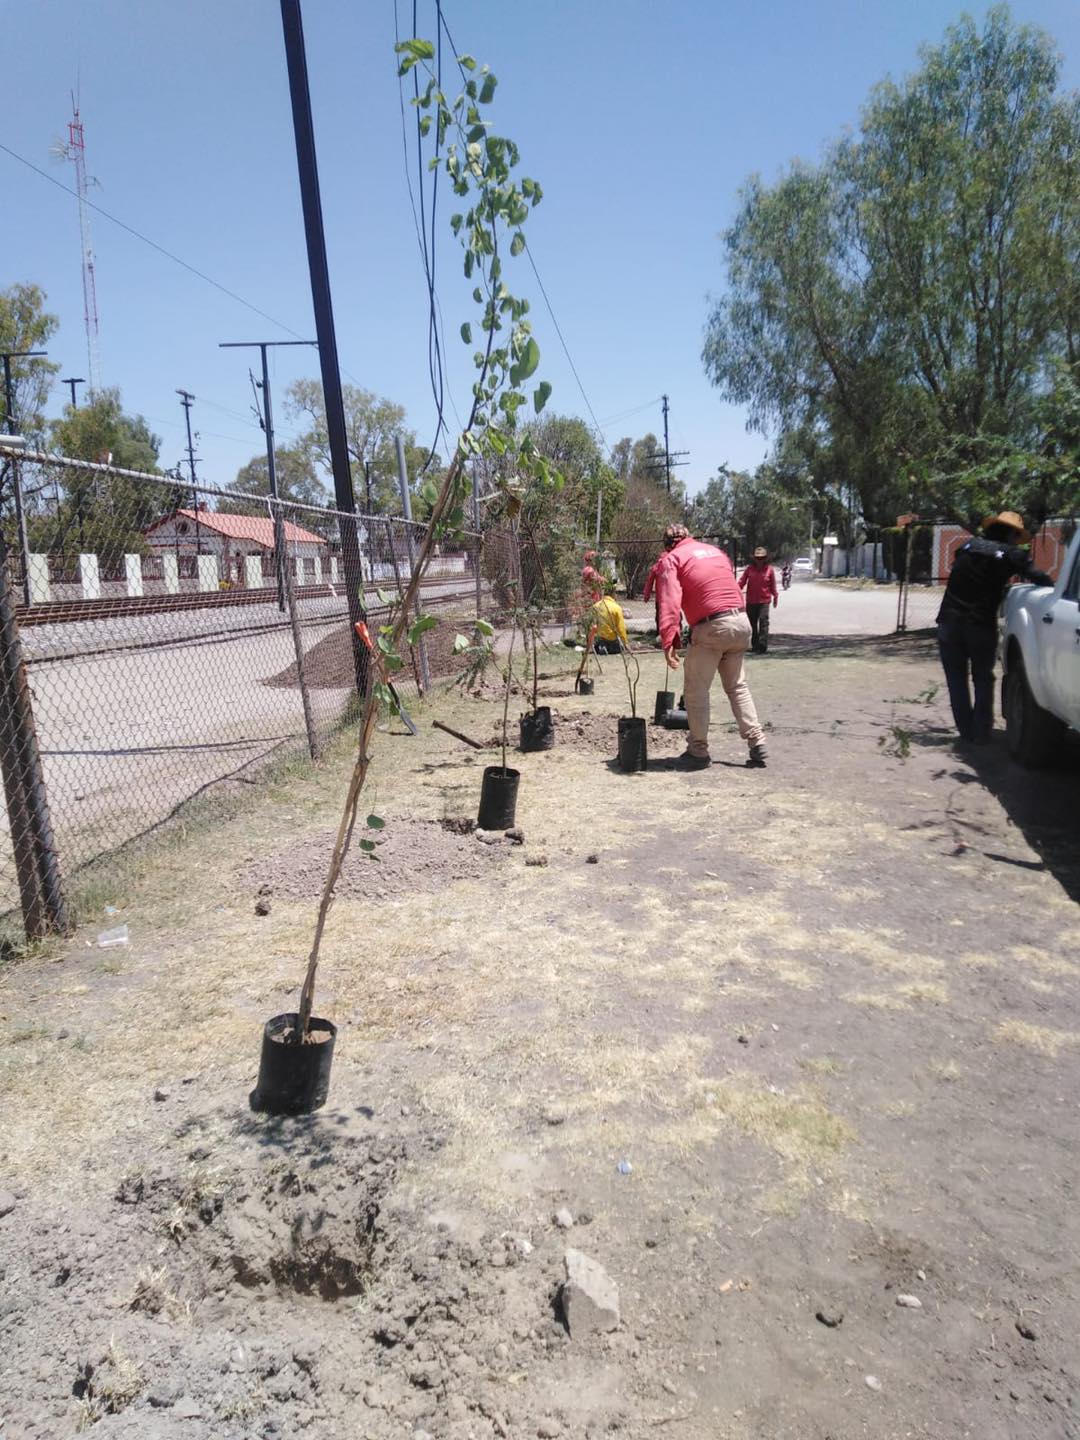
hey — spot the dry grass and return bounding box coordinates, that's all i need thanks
[993,1019,1079,1058]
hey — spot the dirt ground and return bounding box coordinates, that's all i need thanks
[1,623,1079,1440]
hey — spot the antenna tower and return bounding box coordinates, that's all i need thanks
[59,97,102,393]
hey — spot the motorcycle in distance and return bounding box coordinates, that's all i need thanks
[781,562,792,591]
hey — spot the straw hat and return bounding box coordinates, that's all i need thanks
[752,546,769,559]
[982,511,1029,542]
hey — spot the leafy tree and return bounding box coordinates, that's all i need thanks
[220,446,329,514]
[704,6,1080,526]
[286,379,438,515]
[32,390,179,565]
[690,464,814,562]
[0,284,58,439]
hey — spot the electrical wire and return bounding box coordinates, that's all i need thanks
[436,8,608,449]
[599,397,663,429]
[0,140,310,342]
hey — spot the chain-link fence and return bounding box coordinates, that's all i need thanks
[0,445,528,939]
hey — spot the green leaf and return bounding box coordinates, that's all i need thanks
[383,654,404,673]
[418,115,432,137]
[420,478,439,507]
[475,618,495,637]
[457,53,477,71]
[533,380,552,414]
[510,231,525,257]
[408,614,438,645]
[453,633,471,653]
[460,322,472,345]
[375,587,394,607]
[479,73,497,104]
[359,838,377,852]
[518,336,540,380]
[396,38,435,61]
[366,814,386,830]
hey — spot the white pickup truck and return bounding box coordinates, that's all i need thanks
[1001,528,1080,765]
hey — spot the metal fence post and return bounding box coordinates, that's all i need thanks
[0,528,66,936]
[274,503,319,761]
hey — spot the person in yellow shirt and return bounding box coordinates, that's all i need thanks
[592,593,629,654]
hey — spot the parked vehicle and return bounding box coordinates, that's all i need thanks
[1001,529,1080,766]
[793,557,814,576]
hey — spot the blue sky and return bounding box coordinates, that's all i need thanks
[4,0,1080,500]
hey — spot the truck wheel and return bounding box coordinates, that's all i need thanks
[1004,653,1065,767]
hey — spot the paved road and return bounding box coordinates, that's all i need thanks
[767,578,907,636]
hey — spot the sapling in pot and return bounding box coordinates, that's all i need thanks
[250,31,562,1115]
[519,608,554,752]
[616,644,647,771]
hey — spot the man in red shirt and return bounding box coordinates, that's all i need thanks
[738,547,779,653]
[654,524,767,769]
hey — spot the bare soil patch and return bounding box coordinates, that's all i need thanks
[2,630,1079,1439]
[241,816,507,902]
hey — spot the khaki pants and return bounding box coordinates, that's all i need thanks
[683,612,764,758]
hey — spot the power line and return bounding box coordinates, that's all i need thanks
[1,137,370,397]
[436,7,606,448]
[0,140,310,342]
[522,238,605,443]
[599,396,662,428]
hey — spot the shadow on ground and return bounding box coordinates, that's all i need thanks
[766,630,938,662]
[932,738,1080,903]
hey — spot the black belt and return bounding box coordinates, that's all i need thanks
[697,608,742,623]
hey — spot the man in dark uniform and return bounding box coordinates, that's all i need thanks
[937,511,1053,743]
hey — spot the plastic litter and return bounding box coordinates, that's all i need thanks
[104,905,120,916]
[96,924,129,949]
[616,1159,633,1175]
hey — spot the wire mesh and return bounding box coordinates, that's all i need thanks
[0,447,499,934]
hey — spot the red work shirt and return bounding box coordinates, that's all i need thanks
[655,539,744,650]
[642,559,661,602]
[739,562,778,605]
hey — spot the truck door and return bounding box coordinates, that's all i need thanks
[1045,543,1080,729]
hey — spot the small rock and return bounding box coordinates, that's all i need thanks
[254,897,272,916]
[662,1379,678,1396]
[616,1159,632,1175]
[476,829,503,846]
[865,1375,882,1392]
[494,1342,510,1362]
[560,1249,620,1337]
[1016,1321,1037,1341]
[543,1106,567,1126]
[585,853,599,864]
[0,1192,17,1219]
[554,1208,575,1230]
[56,1028,70,1040]
[917,1269,926,1282]
[896,1294,922,1310]
[502,1231,533,1259]
[174,1396,203,1418]
[525,854,549,867]
[153,1087,169,1103]
[737,1034,750,1046]
[537,1420,562,1438]
[815,1310,843,1328]
[504,827,525,845]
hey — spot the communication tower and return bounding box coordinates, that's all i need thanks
[53,97,101,393]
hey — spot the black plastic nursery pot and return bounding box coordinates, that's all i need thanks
[478,765,520,829]
[653,689,675,723]
[662,708,689,730]
[617,716,648,772]
[575,676,595,696]
[519,706,554,753]
[250,1012,337,1115]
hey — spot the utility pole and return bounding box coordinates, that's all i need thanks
[219,338,317,612]
[279,0,368,694]
[175,388,203,561]
[1,350,45,607]
[645,393,688,495]
[61,376,86,409]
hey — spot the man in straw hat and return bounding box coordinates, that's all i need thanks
[738,546,779,653]
[937,511,1053,744]
[654,524,768,769]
